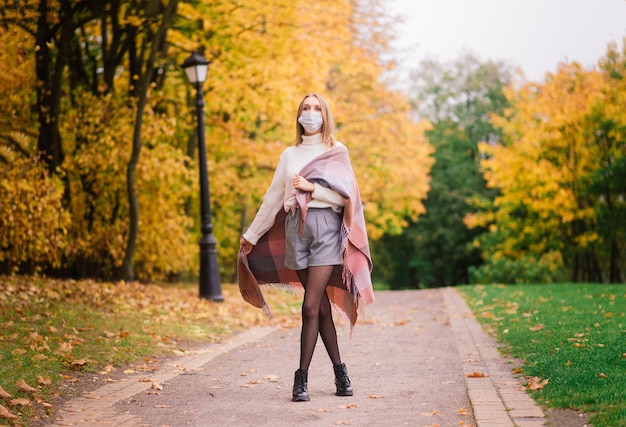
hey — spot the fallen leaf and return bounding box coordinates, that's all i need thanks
[421,410,441,416]
[12,348,27,356]
[172,349,185,356]
[16,379,38,392]
[151,382,163,390]
[32,354,48,361]
[367,395,384,399]
[38,376,51,386]
[10,398,31,406]
[262,374,279,382]
[99,365,114,375]
[0,386,11,398]
[458,407,470,415]
[529,324,544,332]
[339,403,357,409]
[526,376,549,390]
[119,330,130,337]
[0,404,18,419]
[71,359,87,366]
[334,421,349,425]
[153,404,170,408]
[598,373,607,379]
[316,408,331,413]
[466,372,486,378]
[249,380,262,384]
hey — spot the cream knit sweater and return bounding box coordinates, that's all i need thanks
[242,133,345,245]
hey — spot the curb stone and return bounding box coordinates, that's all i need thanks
[442,287,546,427]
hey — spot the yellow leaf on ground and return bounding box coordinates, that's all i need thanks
[10,398,31,406]
[466,371,486,378]
[339,403,357,409]
[458,407,470,415]
[526,376,549,390]
[0,386,11,398]
[16,379,37,392]
[421,410,441,416]
[0,404,18,419]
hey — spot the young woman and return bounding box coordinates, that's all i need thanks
[238,93,374,402]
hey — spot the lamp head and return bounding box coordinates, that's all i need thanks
[182,52,209,85]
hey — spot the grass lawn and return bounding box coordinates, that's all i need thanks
[0,275,301,425]
[458,283,626,427]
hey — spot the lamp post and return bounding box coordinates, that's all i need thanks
[182,52,224,302]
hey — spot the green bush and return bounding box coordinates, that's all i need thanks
[469,252,564,284]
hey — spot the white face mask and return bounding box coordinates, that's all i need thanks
[298,111,323,133]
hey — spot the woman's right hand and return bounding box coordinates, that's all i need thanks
[239,236,254,255]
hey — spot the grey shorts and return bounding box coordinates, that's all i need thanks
[285,208,343,270]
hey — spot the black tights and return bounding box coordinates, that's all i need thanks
[296,266,341,371]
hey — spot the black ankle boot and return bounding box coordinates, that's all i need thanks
[333,363,353,396]
[292,369,310,402]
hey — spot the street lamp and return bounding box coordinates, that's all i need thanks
[182,52,224,302]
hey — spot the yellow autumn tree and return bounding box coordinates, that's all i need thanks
[467,54,625,283]
[1,0,433,282]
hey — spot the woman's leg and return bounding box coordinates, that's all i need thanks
[296,265,338,370]
[318,290,341,365]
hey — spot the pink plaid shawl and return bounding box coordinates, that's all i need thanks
[237,145,374,331]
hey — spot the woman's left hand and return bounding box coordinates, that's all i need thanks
[293,174,315,192]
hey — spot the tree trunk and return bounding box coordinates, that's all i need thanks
[35,0,63,172]
[119,0,179,281]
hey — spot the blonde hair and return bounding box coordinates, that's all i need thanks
[295,93,335,147]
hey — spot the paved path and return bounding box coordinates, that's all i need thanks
[47,288,546,427]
